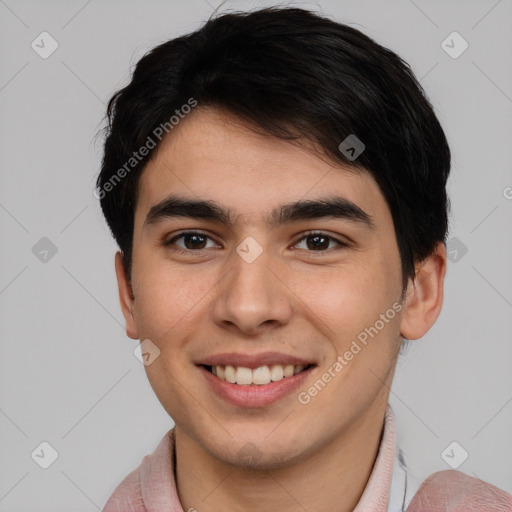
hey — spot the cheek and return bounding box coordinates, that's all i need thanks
[297,257,402,366]
[131,256,215,346]
[302,262,394,326]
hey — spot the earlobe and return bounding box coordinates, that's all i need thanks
[399,242,447,341]
[114,251,140,340]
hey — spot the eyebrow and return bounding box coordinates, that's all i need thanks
[144,195,375,231]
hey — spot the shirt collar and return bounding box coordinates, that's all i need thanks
[353,405,397,512]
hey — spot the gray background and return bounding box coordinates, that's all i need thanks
[1,0,511,510]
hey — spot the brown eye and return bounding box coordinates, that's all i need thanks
[294,232,347,252]
[181,233,207,249]
[164,232,218,251]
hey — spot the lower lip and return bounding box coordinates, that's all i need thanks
[199,365,315,408]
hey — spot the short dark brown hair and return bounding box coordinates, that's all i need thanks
[97,6,451,291]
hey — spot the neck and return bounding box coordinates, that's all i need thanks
[175,402,389,512]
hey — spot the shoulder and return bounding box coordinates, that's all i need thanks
[102,465,145,512]
[102,430,175,512]
[407,469,512,512]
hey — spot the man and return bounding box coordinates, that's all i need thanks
[97,6,512,511]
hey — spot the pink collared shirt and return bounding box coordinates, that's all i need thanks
[102,407,512,511]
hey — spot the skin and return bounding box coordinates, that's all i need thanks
[115,107,447,512]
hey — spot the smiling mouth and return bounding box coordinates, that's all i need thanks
[202,364,314,386]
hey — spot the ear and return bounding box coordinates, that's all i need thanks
[400,241,447,340]
[114,251,139,340]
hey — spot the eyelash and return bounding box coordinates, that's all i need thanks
[163,230,348,255]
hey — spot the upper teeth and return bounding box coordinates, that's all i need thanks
[211,364,307,385]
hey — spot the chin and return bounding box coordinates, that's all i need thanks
[225,445,305,471]
[205,432,310,471]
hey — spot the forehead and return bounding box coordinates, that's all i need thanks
[135,107,388,228]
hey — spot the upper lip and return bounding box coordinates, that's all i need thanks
[198,351,315,369]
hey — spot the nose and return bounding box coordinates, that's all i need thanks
[211,243,293,336]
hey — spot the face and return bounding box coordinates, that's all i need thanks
[116,107,444,469]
